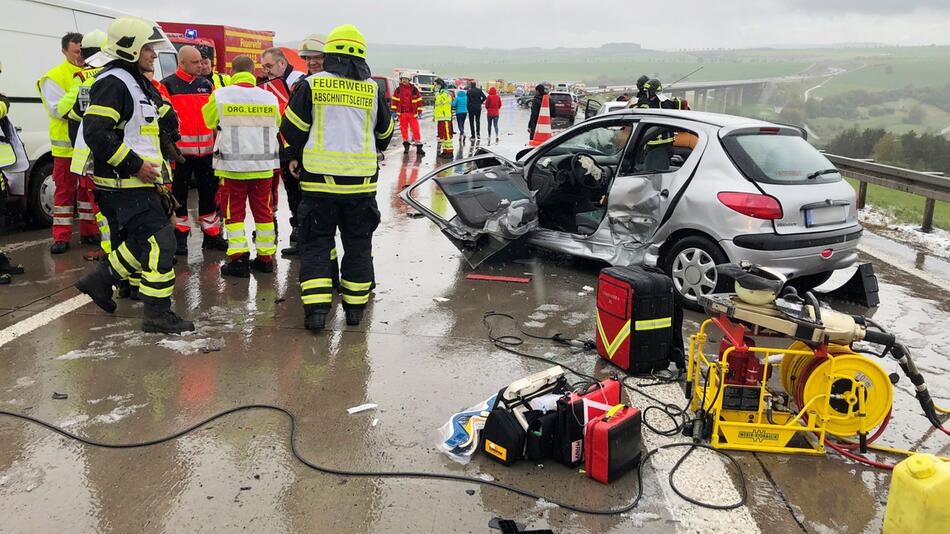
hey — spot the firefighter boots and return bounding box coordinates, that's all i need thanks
[50,241,70,254]
[0,253,24,275]
[142,307,195,334]
[220,256,250,278]
[250,258,274,273]
[202,233,228,251]
[345,309,363,326]
[74,262,117,313]
[174,229,188,256]
[304,307,327,331]
[117,279,132,298]
[415,143,425,156]
[403,141,410,154]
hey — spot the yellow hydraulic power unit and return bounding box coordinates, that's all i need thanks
[687,291,894,455]
[883,454,950,534]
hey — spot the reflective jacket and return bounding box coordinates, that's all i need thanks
[37,60,82,157]
[202,72,281,179]
[161,68,215,157]
[73,64,173,189]
[434,89,452,121]
[280,71,394,197]
[0,94,28,172]
[208,71,231,91]
[391,83,422,114]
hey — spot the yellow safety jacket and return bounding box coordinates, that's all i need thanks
[61,67,104,122]
[210,72,232,91]
[37,60,82,157]
[434,90,452,121]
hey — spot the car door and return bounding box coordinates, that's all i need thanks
[398,153,538,267]
[606,119,708,246]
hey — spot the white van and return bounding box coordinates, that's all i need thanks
[1,0,176,226]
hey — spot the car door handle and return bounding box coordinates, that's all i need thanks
[660,189,669,198]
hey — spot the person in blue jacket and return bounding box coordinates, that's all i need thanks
[452,87,468,139]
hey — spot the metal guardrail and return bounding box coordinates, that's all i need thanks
[826,154,950,233]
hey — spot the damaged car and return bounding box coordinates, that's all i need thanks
[399,109,863,306]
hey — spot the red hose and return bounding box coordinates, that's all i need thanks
[826,441,894,470]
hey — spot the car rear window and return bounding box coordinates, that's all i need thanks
[722,134,842,185]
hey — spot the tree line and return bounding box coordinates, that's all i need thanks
[824,127,950,175]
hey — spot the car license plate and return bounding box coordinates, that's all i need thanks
[805,206,847,227]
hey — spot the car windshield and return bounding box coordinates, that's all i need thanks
[415,75,436,85]
[722,134,842,185]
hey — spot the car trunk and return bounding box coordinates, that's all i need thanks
[720,128,858,235]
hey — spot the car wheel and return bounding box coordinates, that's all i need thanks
[787,271,834,293]
[28,161,55,228]
[664,235,729,310]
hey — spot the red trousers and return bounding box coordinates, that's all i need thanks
[437,121,453,153]
[52,156,98,241]
[399,113,421,143]
[220,177,276,261]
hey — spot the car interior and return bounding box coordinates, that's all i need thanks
[528,122,699,236]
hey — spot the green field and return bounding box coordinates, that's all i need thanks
[808,99,950,141]
[847,178,950,231]
[813,58,950,97]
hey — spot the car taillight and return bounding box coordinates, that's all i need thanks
[717,192,784,220]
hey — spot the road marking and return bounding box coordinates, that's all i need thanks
[0,294,91,348]
[4,237,53,252]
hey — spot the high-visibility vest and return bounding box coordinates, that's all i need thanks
[0,100,28,172]
[211,85,280,175]
[71,68,165,189]
[37,60,82,158]
[211,72,231,91]
[434,90,452,121]
[300,72,379,182]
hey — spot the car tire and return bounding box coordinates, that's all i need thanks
[28,160,55,228]
[787,271,834,293]
[663,235,730,310]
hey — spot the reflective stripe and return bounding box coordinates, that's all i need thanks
[284,107,310,131]
[225,222,245,233]
[118,243,142,271]
[50,139,72,148]
[180,134,214,143]
[52,205,73,214]
[76,201,93,209]
[342,294,370,305]
[107,143,131,166]
[77,213,96,221]
[596,311,630,361]
[142,270,175,283]
[96,212,112,254]
[301,278,333,290]
[128,275,141,286]
[376,117,394,139]
[53,217,72,225]
[180,146,213,156]
[634,317,672,331]
[299,180,377,195]
[138,284,174,298]
[302,294,333,304]
[108,253,130,278]
[330,247,337,260]
[146,236,160,272]
[86,105,120,122]
[340,279,372,291]
[92,176,153,189]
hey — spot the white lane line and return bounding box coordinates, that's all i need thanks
[4,237,53,252]
[0,294,91,348]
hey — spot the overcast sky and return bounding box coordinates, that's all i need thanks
[93,0,950,49]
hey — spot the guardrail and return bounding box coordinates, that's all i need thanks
[826,154,949,233]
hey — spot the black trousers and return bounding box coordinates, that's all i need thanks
[172,154,218,220]
[468,108,482,137]
[280,160,302,228]
[298,195,379,312]
[103,188,176,311]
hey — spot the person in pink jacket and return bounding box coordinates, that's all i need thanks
[485,86,502,143]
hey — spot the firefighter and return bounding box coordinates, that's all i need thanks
[201,51,231,91]
[391,72,424,155]
[297,34,327,82]
[433,78,454,158]
[201,55,281,278]
[1,61,28,284]
[280,24,393,331]
[633,74,649,106]
[161,45,225,256]
[72,16,194,334]
[38,32,99,254]
[636,79,689,110]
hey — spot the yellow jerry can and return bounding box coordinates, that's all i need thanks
[883,454,950,534]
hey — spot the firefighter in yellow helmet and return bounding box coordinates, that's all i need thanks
[280,24,393,331]
[73,17,195,334]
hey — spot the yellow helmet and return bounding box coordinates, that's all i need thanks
[299,34,327,58]
[81,29,107,50]
[323,24,366,59]
[101,17,173,63]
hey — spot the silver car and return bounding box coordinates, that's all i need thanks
[400,109,861,305]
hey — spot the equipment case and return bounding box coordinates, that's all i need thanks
[584,405,643,484]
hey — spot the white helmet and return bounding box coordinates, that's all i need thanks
[81,29,107,51]
[89,17,173,67]
[299,34,327,58]
[398,71,411,80]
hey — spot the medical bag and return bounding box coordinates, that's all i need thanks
[584,404,643,484]
[553,378,622,466]
[596,266,681,373]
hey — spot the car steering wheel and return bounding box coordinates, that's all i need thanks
[570,153,607,190]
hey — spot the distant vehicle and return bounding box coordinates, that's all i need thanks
[159,22,274,79]
[573,83,588,95]
[1,0,127,226]
[554,82,570,92]
[548,91,578,128]
[594,101,630,117]
[371,76,397,110]
[400,109,861,306]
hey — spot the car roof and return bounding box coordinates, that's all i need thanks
[607,108,776,129]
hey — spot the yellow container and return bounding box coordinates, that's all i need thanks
[883,454,950,534]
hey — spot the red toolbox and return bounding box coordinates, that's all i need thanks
[584,404,643,484]
[553,379,622,466]
[596,266,676,373]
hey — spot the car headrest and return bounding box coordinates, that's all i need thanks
[673,132,698,149]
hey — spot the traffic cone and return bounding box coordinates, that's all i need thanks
[529,94,552,146]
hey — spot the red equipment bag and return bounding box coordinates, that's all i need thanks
[584,404,643,485]
[596,266,679,374]
[553,378,622,466]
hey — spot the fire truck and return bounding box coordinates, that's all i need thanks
[157,22,275,78]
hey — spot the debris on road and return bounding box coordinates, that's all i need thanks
[465,274,531,284]
[346,403,378,415]
[51,392,68,400]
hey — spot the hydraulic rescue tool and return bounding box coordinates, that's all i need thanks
[687,262,946,456]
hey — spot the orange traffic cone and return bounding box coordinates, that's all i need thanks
[529,94,552,146]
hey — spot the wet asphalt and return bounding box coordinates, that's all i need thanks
[1,99,948,533]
